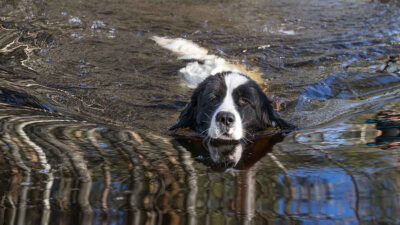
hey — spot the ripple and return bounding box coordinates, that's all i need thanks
[2,0,400,224]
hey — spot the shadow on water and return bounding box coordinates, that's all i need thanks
[1,0,400,224]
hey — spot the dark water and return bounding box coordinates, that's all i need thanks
[1,0,400,224]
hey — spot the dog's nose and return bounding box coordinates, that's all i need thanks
[216,111,235,127]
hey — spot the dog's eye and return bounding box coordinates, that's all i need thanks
[239,97,250,105]
[209,94,217,101]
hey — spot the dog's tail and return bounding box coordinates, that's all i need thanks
[151,36,265,88]
[151,36,212,60]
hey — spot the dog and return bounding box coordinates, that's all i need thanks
[152,36,293,141]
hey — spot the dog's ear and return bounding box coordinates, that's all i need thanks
[169,100,196,130]
[260,93,294,130]
[169,83,206,130]
[169,79,211,130]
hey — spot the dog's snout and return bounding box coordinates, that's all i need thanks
[216,111,235,127]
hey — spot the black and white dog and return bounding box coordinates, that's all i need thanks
[152,36,292,141]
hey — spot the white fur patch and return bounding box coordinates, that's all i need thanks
[180,58,239,88]
[151,36,209,60]
[208,73,248,140]
[152,36,240,88]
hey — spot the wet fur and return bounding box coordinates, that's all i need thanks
[169,72,292,138]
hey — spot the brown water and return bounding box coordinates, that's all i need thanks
[1,0,400,224]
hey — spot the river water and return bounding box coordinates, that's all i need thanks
[1,0,400,224]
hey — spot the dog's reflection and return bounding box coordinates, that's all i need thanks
[206,140,244,168]
[175,133,285,171]
[367,110,400,149]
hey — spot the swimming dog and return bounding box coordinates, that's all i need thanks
[152,36,292,141]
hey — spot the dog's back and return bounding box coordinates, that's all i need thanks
[151,36,264,88]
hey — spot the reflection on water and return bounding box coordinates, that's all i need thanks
[367,110,400,149]
[1,0,400,224]
[0,102,287,224]
[175,133,285,171]
[1,98,400,224]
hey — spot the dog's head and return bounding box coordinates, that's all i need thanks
[170,72,293,141]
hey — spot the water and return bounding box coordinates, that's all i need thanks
[1,0,400,224]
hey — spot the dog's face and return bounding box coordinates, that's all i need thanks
[170,72,291,140]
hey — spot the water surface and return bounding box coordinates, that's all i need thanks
[1,0,400,224]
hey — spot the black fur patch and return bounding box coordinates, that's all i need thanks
[170,72,293,138]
